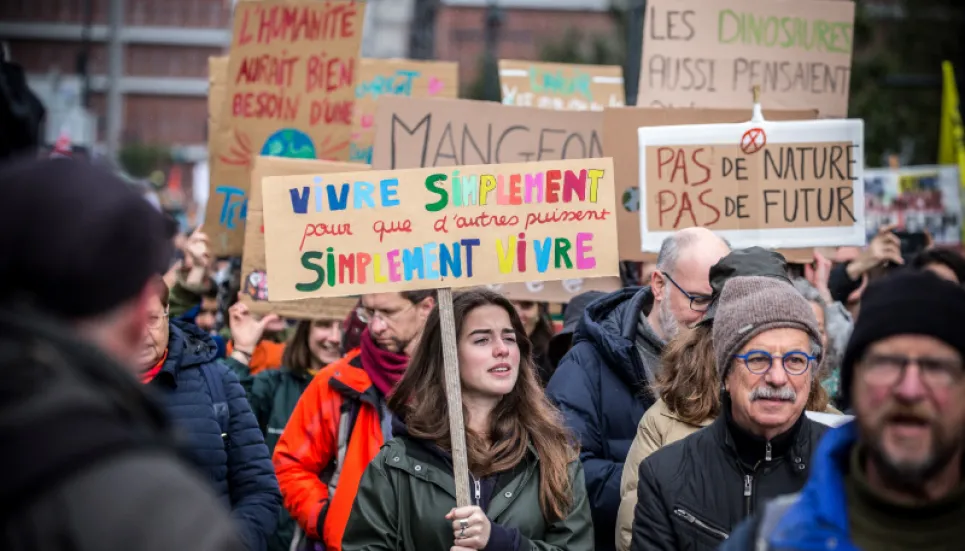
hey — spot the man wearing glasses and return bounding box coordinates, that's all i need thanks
[547,226,729,551]
[630,276,828,551]
[274,291,436,551]
[723,270,965,551]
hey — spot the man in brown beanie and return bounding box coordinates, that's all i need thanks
[629,276,829,551]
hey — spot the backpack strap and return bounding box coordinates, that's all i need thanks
[200,363,230,441]
[754,493,801,551]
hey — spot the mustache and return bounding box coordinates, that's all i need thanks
[884,405,933,424]
[750,386,797,402]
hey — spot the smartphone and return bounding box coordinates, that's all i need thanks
[894,231,929,262]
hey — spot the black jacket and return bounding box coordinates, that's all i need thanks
[629,409,828,551]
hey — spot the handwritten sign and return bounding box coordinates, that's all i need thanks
[498,60,625,112]
[241,156,368,319]
[205,0,366,256]
[487,277,622,304]
[350,58,459,165]
[638,0,855,117]
[638,119,866,251]
[261,159,619,300]
[371,97,603,170]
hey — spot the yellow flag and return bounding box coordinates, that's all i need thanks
[938,61,965,242]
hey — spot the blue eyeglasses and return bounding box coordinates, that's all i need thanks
[733,350,817,376]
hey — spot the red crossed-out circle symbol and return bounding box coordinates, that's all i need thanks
[740,127,767,155]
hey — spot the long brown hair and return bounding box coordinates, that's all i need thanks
[388,289,577,522]
[282,319,340,375]
[657,324,830,424]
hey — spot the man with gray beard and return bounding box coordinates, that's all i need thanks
[629,276,829,551]
[547,227,729,551]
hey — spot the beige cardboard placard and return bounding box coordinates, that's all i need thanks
[261,159,619,300]
[241,156,368,319]
[350,58,459,164]
[639,118,866,251]
[485,277,622,304]
[205,0,366,257]
[498,60,625,111]
[638,0,855,117]
[603,106,818,261]
[370,96,603,170]
[207,56,229,201]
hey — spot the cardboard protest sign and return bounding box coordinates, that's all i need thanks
[498,60,625,111]
[241,156,367,320]
[205,0,366,256]
[260,159,619,300]
[638,0,855,117]
[638,118,866,251]
[486,277,622,304]
[603,106,818,261]
[371,97,603,170]
[350,59,459,164]
[208,57,229,136]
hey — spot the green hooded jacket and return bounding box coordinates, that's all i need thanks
[342,433,594,551]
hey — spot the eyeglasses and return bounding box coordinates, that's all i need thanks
[733,350,817,376]
[147,310,169,329]
[356,303,413,325]
[859,353,965,390]
[661,271,714,312]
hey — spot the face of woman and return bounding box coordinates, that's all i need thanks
[511,301,539,335]
[308,319,342,367]
[458,304,521,401]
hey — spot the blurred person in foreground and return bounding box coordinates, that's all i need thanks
[722,271,965,551]
[630,276,829,551]
[546,227,730,551]
[0,157,244,551]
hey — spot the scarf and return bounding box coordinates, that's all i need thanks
[359,328,409,397]
[140,349,168,384]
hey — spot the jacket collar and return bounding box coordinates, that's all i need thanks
[155,320,219,388]
[711,405,813,472]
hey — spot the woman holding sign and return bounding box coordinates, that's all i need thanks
[341,289,593,550]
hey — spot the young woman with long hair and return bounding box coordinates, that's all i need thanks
[341,289,593,551]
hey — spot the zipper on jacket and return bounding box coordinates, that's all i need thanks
[673,508,728,540]
[743,474,754,517]
[765,442,772,462]
[472,475,481,506]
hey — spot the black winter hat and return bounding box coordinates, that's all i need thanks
[840,270,965,405]
[698,247,790,325]
[0,157,177,319]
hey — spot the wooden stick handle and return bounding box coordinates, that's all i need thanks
[438,288,472,507]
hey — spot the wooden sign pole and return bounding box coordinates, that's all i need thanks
[437,287,471,507]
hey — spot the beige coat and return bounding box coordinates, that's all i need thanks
[615,398,711,551]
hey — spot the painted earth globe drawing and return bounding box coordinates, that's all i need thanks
[622,186,640,213]
[262,129,316,159]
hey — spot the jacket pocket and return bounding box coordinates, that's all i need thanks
[672,506,729,542]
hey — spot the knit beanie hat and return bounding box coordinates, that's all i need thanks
[713,276,823,382]
[839,270,965,406]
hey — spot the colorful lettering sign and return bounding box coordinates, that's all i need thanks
[639,119,866,251]
[498,60,625,112]
[241,156,368,319]
[371,96,604,169]
[350,59,459,165]
[638,0,855,117]
[205,0,365,256]
[261,159,619,299]
[864,165,962,246]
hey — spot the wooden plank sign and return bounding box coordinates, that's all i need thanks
[350,58,459,164]
[260,159,620,299]
[638,0,855,117]
[205,0,365,256]
[498,60,625,111]
[638,118,866,251]
[240,156,367,320]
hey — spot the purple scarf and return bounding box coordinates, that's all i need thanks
[359,328,409,397]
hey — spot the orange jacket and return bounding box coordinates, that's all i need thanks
[272,349,385,550]
[227,339,285,375]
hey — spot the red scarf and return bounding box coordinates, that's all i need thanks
[140,349,168,384]
[359,329,409,397]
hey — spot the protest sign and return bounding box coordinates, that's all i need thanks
[205,0,365,256]
[350,59,459,164]
[260,158,619,300]
[638,0,855,117]
[241,156,367,319]
[864,165,962,246]
[603,106,818,260]
[498,60,625,111]
[208,56,229,138]
[638,118,866,251]
[371,97,603,170]
[486,277,622,304]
